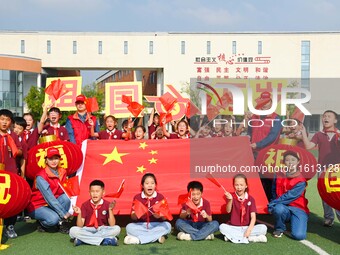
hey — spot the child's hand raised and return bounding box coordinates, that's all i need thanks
[73,205,81,214]
[109,200,116,210]
[200,210,208,218]
[225,191,233,200]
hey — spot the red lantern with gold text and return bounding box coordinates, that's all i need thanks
[26,135,83,180]
[255,138,317,180]
[0,166,31,249]
[317,164,340,211]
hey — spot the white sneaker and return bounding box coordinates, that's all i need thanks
[158,236,166,244]
[124,235,140,245]
[205,234,214,240]
[177,232,192,241]
[248,235,267,243]
[224,236,229,242]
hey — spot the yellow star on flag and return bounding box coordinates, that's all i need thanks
[137,165,147,173]
[148,158,158,164]
[101,146,129,165]
[139,142,148,150]
[149,150,158,155]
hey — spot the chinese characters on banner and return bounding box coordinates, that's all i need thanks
[44,76,82,111]
[194,53,271,81]
[105,82,143,118]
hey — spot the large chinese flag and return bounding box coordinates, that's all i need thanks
[75,137,268,215]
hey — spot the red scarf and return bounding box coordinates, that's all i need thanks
[107,129,115,140]
[233,193,247,226]
[23,130,31,142]
[88,202,102,228]
[323,128,339,145]
[0,133,18,160]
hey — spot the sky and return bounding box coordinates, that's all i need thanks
[1,0,340,84]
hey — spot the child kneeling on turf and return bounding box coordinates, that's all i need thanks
[219,174,267,243]
[69,180,121,246]
[175,181,219,241]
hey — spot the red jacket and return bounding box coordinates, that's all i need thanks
[275,175,309,214]
[68,113,96,146]
[27,166,67,213]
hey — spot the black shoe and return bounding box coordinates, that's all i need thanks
[273,230,283,238]
[37,221,47,233]
[58,220,70,234]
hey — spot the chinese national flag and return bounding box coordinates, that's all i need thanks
[159,92,177,112]
[152,199,173,221]
[122,95,144,117]
[159,112,173,126]
[74,137,268,215]
[133,199,148,219]
[105,179,125,198]
[185,101,201,119]
[45,79,70,101]
[85,97,99,113]
[60,176,80,197]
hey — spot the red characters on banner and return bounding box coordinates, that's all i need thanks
[26,137,83,180]
[317,164,340,211]
[0,171,31,218]
[255,138,317,180]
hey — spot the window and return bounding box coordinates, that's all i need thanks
[98,41,102,54]
[232,41,236,54]
[181,41,185,55]
[124,41,128,54]
[47,40,51,54]
[258,41,262,54]
[304,115,319,134]
[149,41,154,54]
[301,41,310,89]
[207,41,211,55]
[73,41,77,54]
[20,40,25,54]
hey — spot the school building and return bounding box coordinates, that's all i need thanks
[0,31,340,132]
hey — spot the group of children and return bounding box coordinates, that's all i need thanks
[0,91,338,245]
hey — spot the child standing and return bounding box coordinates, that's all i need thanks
[268,151,309,240]
[90,115,125,140]
[0,109,22,238]
[301,110,340,226]
[38,104,69,141]
[175,181,219,241]
[13,117,28,177]
[69,180,121,246]
[23,112,39,150]
[147,108,159,139]
[219,174,267,244]
[124,173,171,245]
[162,119,190,139]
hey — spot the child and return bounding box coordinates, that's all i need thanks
[0,109,22,238]
[219,174,267,243]
[27,147,71,233]
[90,115,127,140]
[134,125,146,140]
[69,180,121,246]
[175,181,219,240]
[211,121,225,137]
[148,108,160,139]
[124,173,171,245]
[195,122,212,138]
[301,110,340,226]
[151,126,167,140]
[38,104,69,141]
[162,119,190,139]
[13,117,28,177]
[268,151,309,240]
[23,112,39,150]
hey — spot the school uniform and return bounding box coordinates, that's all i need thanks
[175,198,219,240]
[24,128,39,151]
[126,191,171,244]
[69,199,121,246]
[148,123,158,140]
[42,124,69,141]
[219,192,267,244]
[98,129,123,140]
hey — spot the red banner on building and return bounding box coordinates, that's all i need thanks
[75,137,268,215]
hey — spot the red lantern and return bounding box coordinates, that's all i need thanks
[317,164,340,211]
[0,170,31,218]
[255,138,317,180]
[26,135,83,180]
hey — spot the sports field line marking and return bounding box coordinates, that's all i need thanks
[257,219,330,255]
